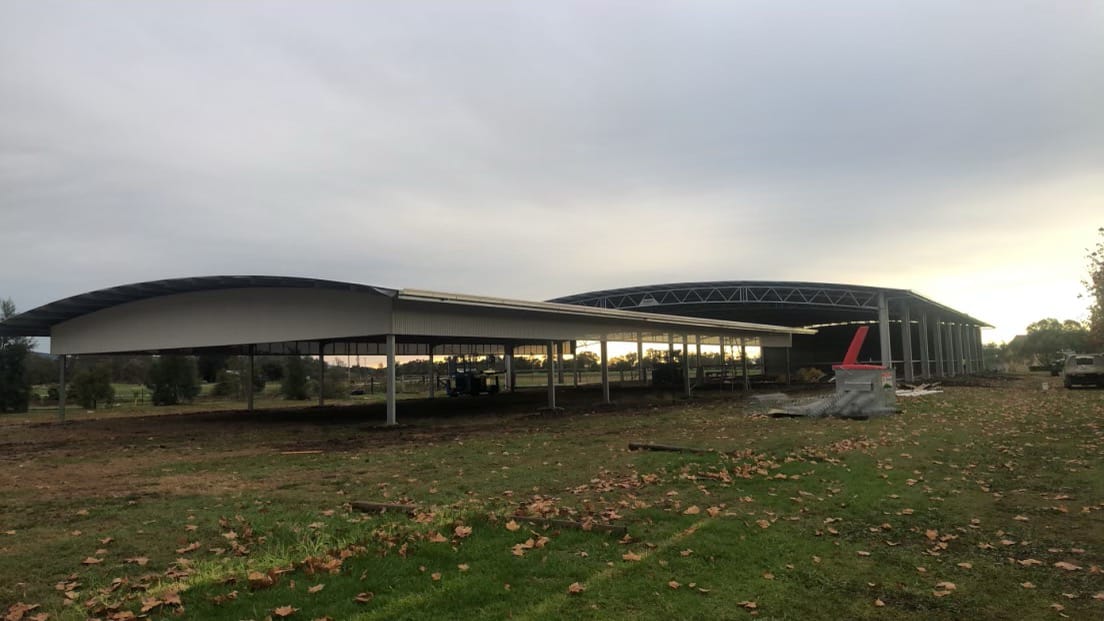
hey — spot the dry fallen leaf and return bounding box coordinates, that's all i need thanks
[668,580,681,589]
[458,563,470,572]
[568,582,585,594]
[505,520,520,532]
[622,551,642,562]
[683,505,701,515]
[1054,561,1082,571]
[431,572,442,581]
[1021,582,1036,589]
[957,562,972,569]
[308,584,324,594]
[272,605,298,617]
[80,557,102,565]
[354,592,374,604]
[454,525,472,538]
[874,599,885,607]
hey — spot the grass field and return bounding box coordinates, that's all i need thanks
[2,374,1102,620]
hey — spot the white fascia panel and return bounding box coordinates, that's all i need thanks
[51,288,393,354]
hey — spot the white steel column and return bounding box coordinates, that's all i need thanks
[556,342,565,385]
[682,334,691,398]
[385,334,397,425]
[944,324,956,377]
[719,336,728,387]
[572,341,580,387]
[878,292,893,370]
[954,324,965,374]
[637,334,645,383]
[976,327,985,371]
[57,354,67,422]
[318,347,326,407]
[546,341,556,409]
[740,338,750,391]
[428,346,436,398]
[246,345,255,413]
[933,319,945,378]
[695,336,704,385]
[600,338,610,404]
[900,303,914,383]
[919,314,931,379]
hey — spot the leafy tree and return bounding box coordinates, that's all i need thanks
[0,299,34,413]
[573,351,599,370]
[1011,318,1090,363]
[145,356,200,405]
[25,353,59,385]
[282,356,310,400]
[70,364,115,409]
[1086,227,1104,349]
[259,357,285,382]
[197,354,231,383]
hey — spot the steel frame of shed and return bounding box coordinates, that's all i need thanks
[550,281,991,382]
[0,276,813,423]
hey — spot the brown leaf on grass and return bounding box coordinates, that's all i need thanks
[307,584,324,594]
[427,532,448,543]
[99,537,113,545]
[1021,582,1036,589]
[175,542,200,554]
[874,599,885,607]
[957,562,972,569]
[80,557,102,565]
[162,592,182,606]
[925,529,938,541]
[1054,561,1081,571]
[248,571,275,590]
[5,602,40,621]
[738,601,757,610]
[755,519,771,529]
[622,551,642,562]
[567,582,585,594]
[505,520,520,532]
[1017,558,1042,567]
[935,581,956,591]
[458,564,470,572]
[762,572,774,580]
[668,580,681,589]
[932,590,952,598]
[706,506,721,517]
[431,572,442,581]
[1091,592,1104,600]
[1013,515,1029,521]
[683,505,701,515]
[273,605,298,617]
[454,525,472,538]
[354,592,374,604]
[857,551,871,557]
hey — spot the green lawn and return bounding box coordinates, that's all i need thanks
[2,375,1102,620]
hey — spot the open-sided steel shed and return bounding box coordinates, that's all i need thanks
[0,276,814,423]
[551,281,991,382]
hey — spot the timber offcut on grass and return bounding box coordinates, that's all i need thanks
[628,442,714,454]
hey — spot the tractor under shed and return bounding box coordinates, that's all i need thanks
[0,276,814,423]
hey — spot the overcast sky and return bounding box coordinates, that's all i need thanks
[1,1,1101,343]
